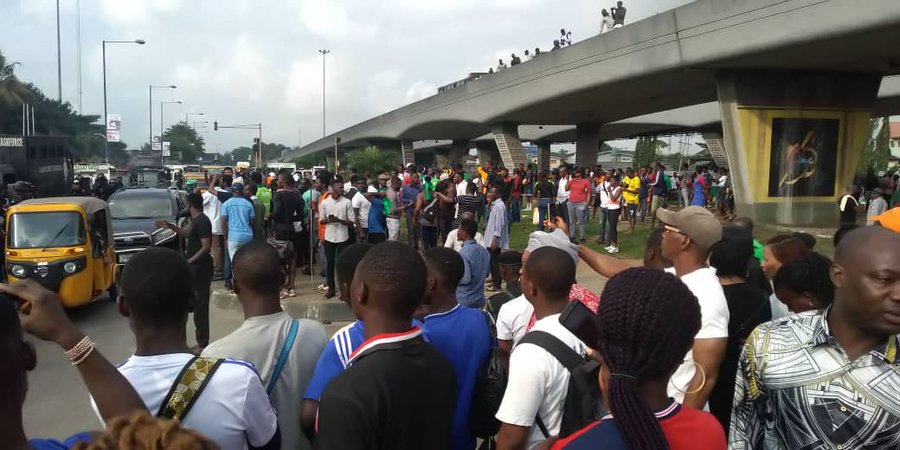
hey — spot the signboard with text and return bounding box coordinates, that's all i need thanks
[162,141,171,157]
[106,114,121,143]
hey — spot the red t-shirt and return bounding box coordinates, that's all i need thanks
[552,403,725,450]
[568,178,591,203]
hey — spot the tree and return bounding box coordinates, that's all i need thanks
[163,121,206,163]
[342,146,399,177]
[0,50,29,106]
[633,136,668,168]
[857,117,891,174]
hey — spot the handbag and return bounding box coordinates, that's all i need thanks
[532,207,540,225]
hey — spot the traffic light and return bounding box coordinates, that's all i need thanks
[213,121,218,131]
[253,137,260,145]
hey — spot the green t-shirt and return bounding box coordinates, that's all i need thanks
[753,239,764,264]
[256,186,273,217]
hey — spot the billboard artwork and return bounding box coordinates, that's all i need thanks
[767,118,839,198]
[106,114,122,143]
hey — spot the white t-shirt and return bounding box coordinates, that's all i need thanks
[203,313,327,450]
[95,353,278,450]
[319,195,355,243]
[717,175,728,188]
[496,294,534,346]
[444,229,484,251]
[496,314,586,449]
[351,191,371,228]
[596,181,610,208]
[664,267,729,403]
[202,191,223,235]
[456,180,469,197]
[556,177,569,203]
[606,186,622,211]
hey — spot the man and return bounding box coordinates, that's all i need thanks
[202,183,224,278]
[221,182,255,289]
[99,248,280,449]
[555,166,570,226]
[867,188,888,225]
[11,181,35,204]
[316,242,457,450]
[156,193,213,352]
[246,184,267,240]
[486,250,524,318]
[456,217,491,308]
[422,247,493,450]
[444,211,484,251]
[656,207,729,409]
[319,179,355,299]
[650,163,666,228]
[300,243,374,438]
[839,185,861,226]
[351,178,371,242]
[402,172,423,248]
[495,247,584,449]
[622,167,641,233]
[611,0,627,27]
[203,242,327,450]
[485,187,510,292]
[731,226,900,449]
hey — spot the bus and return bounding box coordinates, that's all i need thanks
[0,135,73,197]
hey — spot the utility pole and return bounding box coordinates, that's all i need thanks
[56,0,62,101]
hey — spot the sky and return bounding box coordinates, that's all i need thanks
[2,0,693,154]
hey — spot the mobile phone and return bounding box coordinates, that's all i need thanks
[559,300,598,346]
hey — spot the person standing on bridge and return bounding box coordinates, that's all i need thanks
[600,8,615,33]
[612,1,627,28]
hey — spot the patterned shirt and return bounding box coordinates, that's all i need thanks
[730,308,900,450]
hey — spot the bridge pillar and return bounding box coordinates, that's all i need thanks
[400,139,415,168]
[490,123,527,169]
[476,141,502,167]
[448,139,469,167]
[575,123,601,168]
[536,142,551,172]
[717,70,880,226]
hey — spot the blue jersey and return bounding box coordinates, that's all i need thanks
[368,195,386,234]
[423,304,492,450]
[304,319,428,401]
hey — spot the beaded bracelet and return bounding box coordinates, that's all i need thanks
[71,342,96,366]
[64,336,94,364]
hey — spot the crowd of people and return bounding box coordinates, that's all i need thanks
[8,156,900,450]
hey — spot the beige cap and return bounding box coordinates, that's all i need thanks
[656,206,723,252]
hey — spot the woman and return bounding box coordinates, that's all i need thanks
[690,168,707,207]
[565,168,592,243]
[772,252,834,313]
[761,235,810,318]
[604,176,622,254]
[534,171,556,231]
[600,9,615,33]
[551,268,726,450]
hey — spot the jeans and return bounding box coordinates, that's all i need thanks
[421,225,438,250]
[489,247,502,289]
[323,239,349,294]
[607,208,621,244]
[537,198,551,231]
[556,200,570,226]
[639,196,648,222]
[405,210,419,248]
[650,195,663,226]
[386,217,401,241]
[510,197,521,223]
[227,239,251,261]
[598,207,609,242]
[189,260,213,347]
[567,201,588,241]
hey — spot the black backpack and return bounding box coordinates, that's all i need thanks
[518,330,603,438]
[421,198,439,223]
[469,311,508,440]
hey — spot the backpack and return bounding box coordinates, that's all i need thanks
[518,331,603,439]
[469,311,508,440]
[421,198,439,224]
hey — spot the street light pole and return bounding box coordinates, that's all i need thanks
[186,112,205,126]
[318,49,330,138]
[149,84,176,143]
[102,39,145,166]
[56,0,62,101]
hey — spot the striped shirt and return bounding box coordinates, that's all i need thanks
[484,199,509,250]
[456,194,483,220]
[456,239,491,308]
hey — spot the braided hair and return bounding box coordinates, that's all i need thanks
[595,267,701,450]
[72,411,218,449]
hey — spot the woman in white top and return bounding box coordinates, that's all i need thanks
[600,9,615,33]
[604,177,623,254]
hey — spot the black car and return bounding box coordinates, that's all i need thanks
[108,187,187,267]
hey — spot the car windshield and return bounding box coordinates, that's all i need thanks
[109,195,172,219]
[8,212,86,249]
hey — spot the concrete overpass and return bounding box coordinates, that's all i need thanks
[278,0,900,225]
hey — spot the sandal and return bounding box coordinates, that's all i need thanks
[287,289,297,298]
[279,290,289,300]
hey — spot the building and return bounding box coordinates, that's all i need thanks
[890,121,900,169]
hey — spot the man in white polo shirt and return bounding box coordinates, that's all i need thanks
[656,206,728,410]
[96,248,280,450]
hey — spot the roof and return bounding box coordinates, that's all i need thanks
[18,196,108,214]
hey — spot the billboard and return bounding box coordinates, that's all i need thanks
[106,114,122,143]
[767,118,839,198]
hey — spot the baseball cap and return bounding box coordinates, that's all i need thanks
[231,182,244,193]
[656,206,723,252]
[871,207,900,233]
